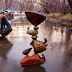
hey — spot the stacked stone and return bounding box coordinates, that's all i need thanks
[25,11,48,54]
[21,11,48,67]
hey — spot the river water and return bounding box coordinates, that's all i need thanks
[0,16,72,72]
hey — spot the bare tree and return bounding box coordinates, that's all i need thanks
[5,0,12,10]
[19,0,34,12]
[32,0,49,13]
[25,1,34,11]
[40,0,49,13]
[3,0,71,14]
[0,0,5,9]
[67,0,72,14]
[19,0,24,13]
[32,0,63,13]
[8,0,12,9]
[63,0,66,15]
[5,0,8,9]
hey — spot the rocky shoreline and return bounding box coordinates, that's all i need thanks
[46,14,72,28]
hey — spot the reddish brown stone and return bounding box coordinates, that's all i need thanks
[25,11,46,26]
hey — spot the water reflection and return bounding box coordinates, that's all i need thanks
[0,38,13,60]
[65,30,72,55]
[23,66,46,72]
[59,55,72,72]
[60,30,72,72]
[1,16,71,72]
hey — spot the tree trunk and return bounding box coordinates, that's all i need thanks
[67,0,72,14]
[8,0,12,9]
[63,0,66,15]
[5,0,8,9]
[5,0,12,10]
[70,7,72,14]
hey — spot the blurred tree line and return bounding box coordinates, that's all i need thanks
[0,0,72,14]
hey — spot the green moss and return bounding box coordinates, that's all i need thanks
[62,14,72,17]
[46,13,63,18]
[60,14,72,21]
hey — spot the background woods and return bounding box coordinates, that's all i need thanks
[0,0,72,14]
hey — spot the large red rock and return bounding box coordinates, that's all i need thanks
[20,54,45,67]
